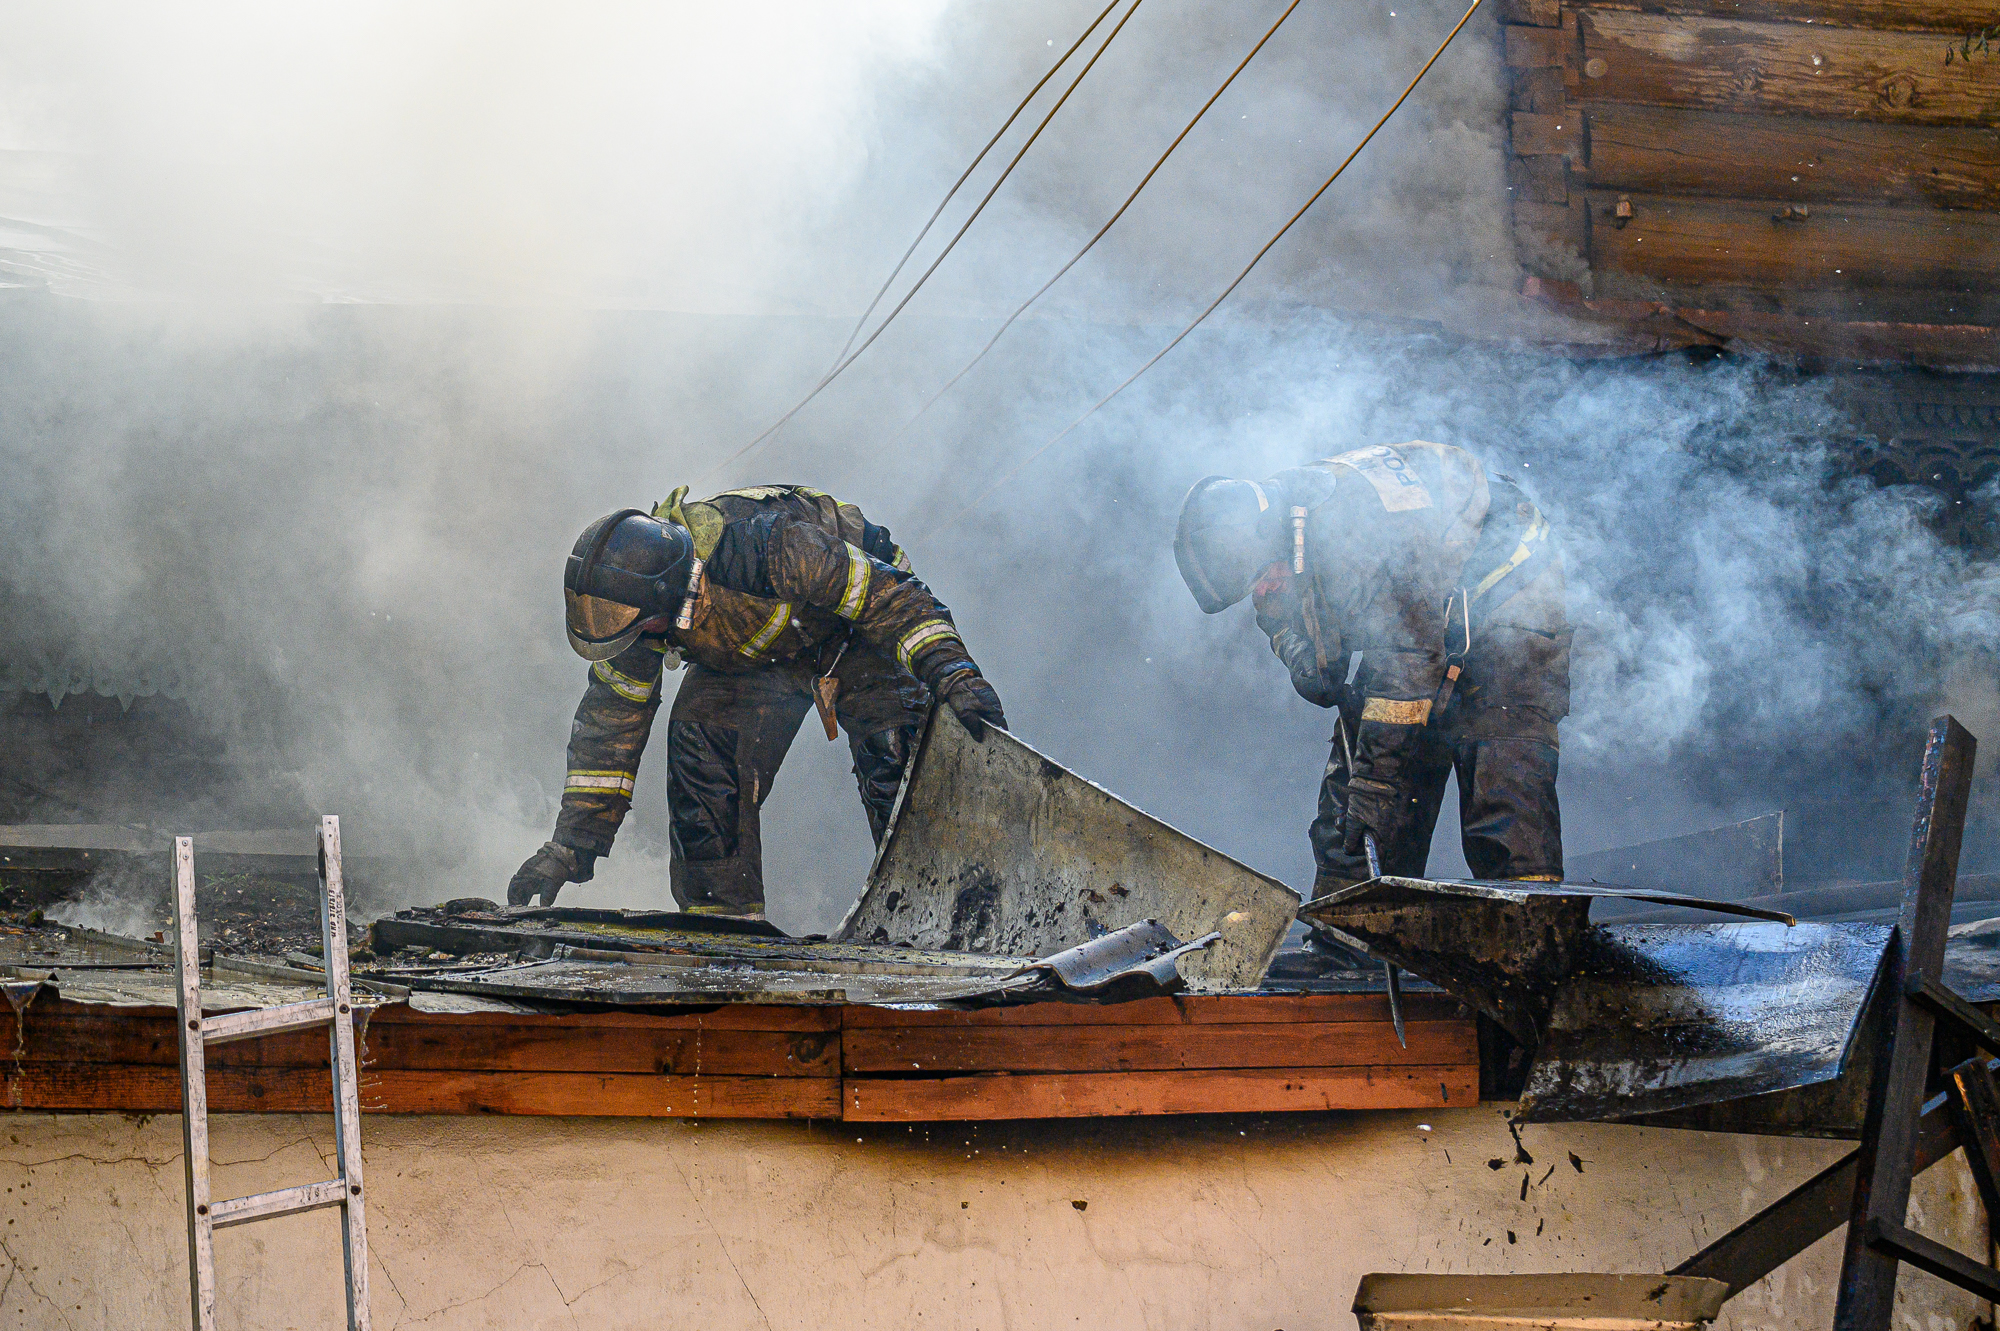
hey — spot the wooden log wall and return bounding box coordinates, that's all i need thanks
[1504,0,2000,323]
[0,992,1478,1123]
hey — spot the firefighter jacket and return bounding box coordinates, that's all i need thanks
[1251,441,1570,739]
[552,485,978,857]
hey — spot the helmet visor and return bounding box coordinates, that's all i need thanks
[565,588,645,661]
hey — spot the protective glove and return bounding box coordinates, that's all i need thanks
[938,669,1007,741]
[1339,777,1409,866]
[506,841,595,907]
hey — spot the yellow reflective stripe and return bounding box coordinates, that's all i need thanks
[1470,513,1549,603]
[739,602,793,658]
[837,544,871,619]
[1513,874,1563,881]
[591,659,657,703]
[892,546,911,573]
[896,619,960,669]
[1361,696,1432,725]
[565,770,635,795]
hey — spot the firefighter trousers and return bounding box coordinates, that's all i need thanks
[666,648,928,915]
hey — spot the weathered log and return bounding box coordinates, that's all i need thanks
[1577,10,2000,126]
[1584,103,2000,208]
[1580,0,2000,37]
[1586,189,2000,290]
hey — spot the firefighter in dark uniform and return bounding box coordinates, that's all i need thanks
[508,484,1006,918]
[1175,441,1569,894]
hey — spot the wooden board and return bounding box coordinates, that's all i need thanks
[842,1065,1479,1122]
[0,994,1481,1121]
[1576,10,2000,126]
[0,1003,839,1076]
[1584,103,2000,208]
[837,992,1461,1027]
[1587,189,2000,289]
[842,1020,1477,1074]
[1578,0,2000,36]
[0,1064,841,1119]
[1675,307,2000,366]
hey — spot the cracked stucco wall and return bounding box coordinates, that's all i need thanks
[7,1106,1990,1330]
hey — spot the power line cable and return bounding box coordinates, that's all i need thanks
[921,0,1488,539]
[702,0,1149,484]
[824,0,1127,374]
[890,0,1309,442]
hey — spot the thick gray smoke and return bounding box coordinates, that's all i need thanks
[0,0,1991,933]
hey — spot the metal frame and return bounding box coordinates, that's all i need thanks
[175,815,371,1331]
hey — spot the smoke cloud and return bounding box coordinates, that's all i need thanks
[0,0,1990,933]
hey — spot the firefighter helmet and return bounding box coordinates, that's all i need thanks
[1173,475,1284,614]
[563,510,695,661]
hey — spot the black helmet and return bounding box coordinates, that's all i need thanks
[1173,475,1285,613]
[563,510,695,661]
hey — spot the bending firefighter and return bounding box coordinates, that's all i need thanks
[509,485,1006,918]
[1175,442,1569,894]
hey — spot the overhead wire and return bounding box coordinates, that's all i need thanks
[920,0,1489,539]
[701,0,1149,485]
[823,0,1128,374]
[889,0,1310,443]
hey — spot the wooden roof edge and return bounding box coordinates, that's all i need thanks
[1520,276,2000,371]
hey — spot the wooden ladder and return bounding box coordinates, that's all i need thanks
[172,815,372,1331]
[1671,716,2000,1329]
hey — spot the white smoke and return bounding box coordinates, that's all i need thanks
[0,0,1988,930]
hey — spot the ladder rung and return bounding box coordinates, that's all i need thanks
[202,996,338,1046]
[209,1178,350,1230]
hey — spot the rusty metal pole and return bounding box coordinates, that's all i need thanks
[1833,715,1977,1331]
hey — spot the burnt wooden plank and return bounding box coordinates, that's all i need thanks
[842,1064,1479,1122]
[1576,11,2000,126]
[841,1020,1476,1074]
[1584,104,2000,208]
[0,1064,840,1119]
[1580,0,2000,36]
[1586,189,2000,289]
[836,992,1462,1028]
[0,1005,838,1075]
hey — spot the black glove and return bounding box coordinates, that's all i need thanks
[506,841,595,907]
[1341,776,1412,865]
[938,669,1007,741]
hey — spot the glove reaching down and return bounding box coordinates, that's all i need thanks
[938,668,1007,741]
[1341,777,1415,868]
[506,840,596,907]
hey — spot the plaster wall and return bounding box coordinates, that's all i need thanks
[7,1106,1990,1331]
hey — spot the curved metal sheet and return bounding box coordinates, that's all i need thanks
[836,708,1296,992]
[1517,922,1893,1124]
